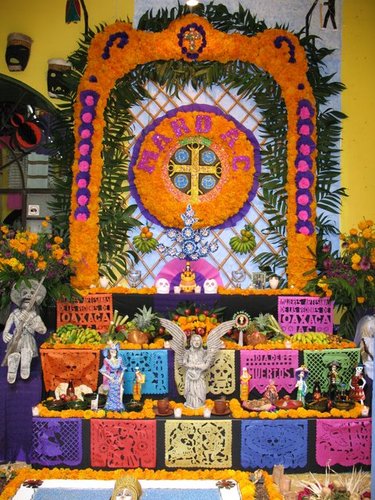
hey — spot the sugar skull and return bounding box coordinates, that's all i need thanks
[203,278,217,294]
[155,278,170,294]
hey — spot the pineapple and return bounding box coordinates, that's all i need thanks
[127,306,161,344]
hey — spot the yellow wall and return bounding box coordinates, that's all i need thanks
[0,0,134,96]
[341,0,375,232]
[1,0,374,232]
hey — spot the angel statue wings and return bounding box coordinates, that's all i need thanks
[160,318,235,409]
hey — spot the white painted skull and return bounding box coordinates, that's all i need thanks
[155,278,170,294]
[203,278,217,294]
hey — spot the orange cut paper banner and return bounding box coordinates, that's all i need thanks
[56,293,113,333]
[40,348,100,392]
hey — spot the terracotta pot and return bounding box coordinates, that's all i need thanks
[243,331,267,346]
[127,330,150,345]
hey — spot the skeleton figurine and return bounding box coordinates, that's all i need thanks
[2,279,47,383]
[160,317,235,408]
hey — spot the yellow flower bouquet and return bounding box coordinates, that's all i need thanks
[304,218,375,338]
[0,222,79,310]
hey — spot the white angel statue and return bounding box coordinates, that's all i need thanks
[160,318,235,408]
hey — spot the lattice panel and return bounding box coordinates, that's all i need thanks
[303,348,360,394]
[117,81,283,289]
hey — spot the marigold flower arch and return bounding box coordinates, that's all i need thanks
[69,14,317,289]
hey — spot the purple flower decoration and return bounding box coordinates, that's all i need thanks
[178,24,207,60]
[102,32,129,60]
[74,206,90,221]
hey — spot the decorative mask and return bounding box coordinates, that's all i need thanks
[47,58,72,98]
[203,278,218,294]
[6,33,33,71]
[155,278,170,294]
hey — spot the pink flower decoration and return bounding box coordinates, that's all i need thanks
[298,210,309,221]
[78,161,90,172]
[299,144,311,155]
[79,144,90,155]
[299,124,310,136]
[298,178,310,189]
[299,106,311,119]
[77,195,89,206]
[297,194,309,205]
[80,129,92,139]
[76,213,88,221]
[84,95,95,106]
[82,112,93,124]
[77,179,88,188]
[297,160,309,172]
[298,226,310,235]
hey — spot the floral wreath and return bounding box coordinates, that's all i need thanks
[69,14,317,289]
[129,104,261,228]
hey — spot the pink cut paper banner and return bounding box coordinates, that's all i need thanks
[316,418,371,467]
[240,349,299,393]
[278,296,334,334]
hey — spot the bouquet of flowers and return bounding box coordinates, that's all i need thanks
[0,220,79,310]
[304,218,375,339]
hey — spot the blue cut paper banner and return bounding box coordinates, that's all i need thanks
[119,349,169,395]
[241,419,308,469]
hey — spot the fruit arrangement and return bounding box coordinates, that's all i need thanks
[101,309,129,342]
[170,302,226,339]
[289,332,331,345]
[132,225,158,254]
[48,324,102,345]
[229,223,256,255]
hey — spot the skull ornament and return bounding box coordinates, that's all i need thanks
[203,278,218,294]
[155,278,170,294]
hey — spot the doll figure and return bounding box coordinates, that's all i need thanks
[349,364,366,405]
[2,280,47,383]
[295,366,309,405]
[133,367,146,401]
[100,342,126,411]
[327,360,341,402]
[264,379,279,405]
[240,367,252,401]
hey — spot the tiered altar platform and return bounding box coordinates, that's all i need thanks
[0,294,371,475]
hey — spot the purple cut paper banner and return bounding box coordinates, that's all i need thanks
[316,418,371,467]
[31,417,82,466]
[278,296,334,334]
[240,349,299,393]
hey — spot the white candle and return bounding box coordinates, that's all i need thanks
[203,407,211,418]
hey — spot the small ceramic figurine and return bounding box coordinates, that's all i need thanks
[100,342,126,411]
[263,379,279,405]
[240,367,252,401]
[132,367,146,401]
[2,280,47,384]
[312,380,322,401]
[349,364,366,405]
[179,261,196,293]
[295,365,309,405]
[327,360,341,402]
[159,317,235,408]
